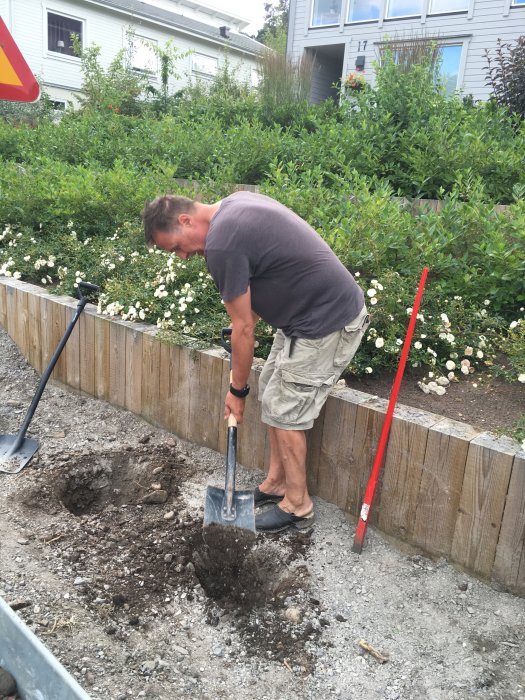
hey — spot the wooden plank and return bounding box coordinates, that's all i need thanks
[344,396,388,522]
[26,288,43,373]
[79,308,96,397]
[237,360,268,471]
[0,280,7,329]
[47,295,67,383]
[141,330,161,426]
[157,336,175,432]
[108,319,127,409]
[64,301,81,391]
[93,314,111,401]
[124,324,145,415]
[451,433,518,578]
[312,389,368,509]
[15,286,30,365]
[5,284,17,345]
[412,418,480,557]
[492,450,525,596]
[188,348,223,451]
[169,344,192,441]
[378,405,444,541]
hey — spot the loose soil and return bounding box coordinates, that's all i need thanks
[0,326,524,700]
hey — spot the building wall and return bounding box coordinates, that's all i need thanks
[0,0,259,105]
[288,0,525,101]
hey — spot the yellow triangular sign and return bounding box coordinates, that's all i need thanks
[0,45,23,86]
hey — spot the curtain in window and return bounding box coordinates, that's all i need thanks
[48,13,82,56]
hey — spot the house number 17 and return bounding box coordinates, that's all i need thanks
[357,41,368,51]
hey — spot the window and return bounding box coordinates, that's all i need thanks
[348,0,380,22]
[386,0,423,18]
[311,0,342,26]
[130,35,157,75]
[511,0,525,4]
[47,12,82,57]
[429,0,468,12]
[251,68,260,87]
[192,53,218,76]
[439,44,462,93]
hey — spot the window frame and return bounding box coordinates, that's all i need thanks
[191,52,219,78]
[46,8,84,60]
[427,0,469,14]
[310,0,343,28]
[385,0,423,19]
[346,0,381,24]
[128,33,158,78]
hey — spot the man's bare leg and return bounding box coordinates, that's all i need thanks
[258,426,286,496]
[258,427,314,516]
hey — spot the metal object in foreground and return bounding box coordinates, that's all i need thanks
[0,595,91,700]
[0,281,99,474]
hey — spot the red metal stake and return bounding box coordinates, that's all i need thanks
[352,267,429,554]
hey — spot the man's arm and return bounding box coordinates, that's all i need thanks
[223,288,257,423]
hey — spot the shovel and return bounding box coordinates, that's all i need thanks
[203,328,255,541]
[0,281,99,474]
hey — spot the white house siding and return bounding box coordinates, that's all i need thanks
[288,0,525,102]
[0,0,261,105]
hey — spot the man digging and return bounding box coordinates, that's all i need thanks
[143,191,369,533]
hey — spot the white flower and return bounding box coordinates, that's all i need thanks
[406,307,413,315]
[461,365,470,375]
[414,341,422,349]
[440,313,450,324]
[375,338,384,348]
[446,360,456,370]
[518,374,525,383]
[428,372,434,378]
[484,299,490,306]
[365,367,373,374]
[370,297,378,305]
[446,334,455,343]
[510,321,518,329]
[437,376,449,386]
[464,346,473,356]
[461,359,471,367]
[367,288,377,297]
[476,350,483,359]
[448,371,455,380]
[396,339,403,346]
[354,271,360,277]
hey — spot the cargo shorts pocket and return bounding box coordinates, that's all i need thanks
[334,310,370,367]
[267,369,335,425]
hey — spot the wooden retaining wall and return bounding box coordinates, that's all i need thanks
[1,277,523,596]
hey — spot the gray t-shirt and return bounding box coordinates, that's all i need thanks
[205,191,364,338]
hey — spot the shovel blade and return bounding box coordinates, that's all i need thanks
[203,486,256,536]
[0,435,40,474]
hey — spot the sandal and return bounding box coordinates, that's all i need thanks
[253,486,284,506]
[255,504,315,532]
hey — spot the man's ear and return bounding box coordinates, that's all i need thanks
[178,213,192,227]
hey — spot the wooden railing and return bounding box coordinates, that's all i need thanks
[1,277,523,596]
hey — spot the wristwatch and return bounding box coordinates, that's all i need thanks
[229,383,250,398]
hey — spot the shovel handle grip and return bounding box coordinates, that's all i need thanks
[228,414,237,428]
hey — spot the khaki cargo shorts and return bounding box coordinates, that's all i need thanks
[259,305,369,431]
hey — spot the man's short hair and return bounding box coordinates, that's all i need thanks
[142,195,196,247]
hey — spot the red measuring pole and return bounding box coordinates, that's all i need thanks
[352,267,429,554]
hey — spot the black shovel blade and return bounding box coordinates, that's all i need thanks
[203,485,256,536]
[0,435,40,474]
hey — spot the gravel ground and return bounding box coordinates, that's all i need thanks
[0,325,524,700]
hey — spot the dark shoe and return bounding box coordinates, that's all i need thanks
[255,504,315,533]
[253,486,284,506]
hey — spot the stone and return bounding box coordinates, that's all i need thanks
[0,667,17,696]
[284,607,303,624]
[142,490,168,504]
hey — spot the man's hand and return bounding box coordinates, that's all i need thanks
[224,392,246,424]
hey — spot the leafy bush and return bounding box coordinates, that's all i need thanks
[486,36,525,120]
